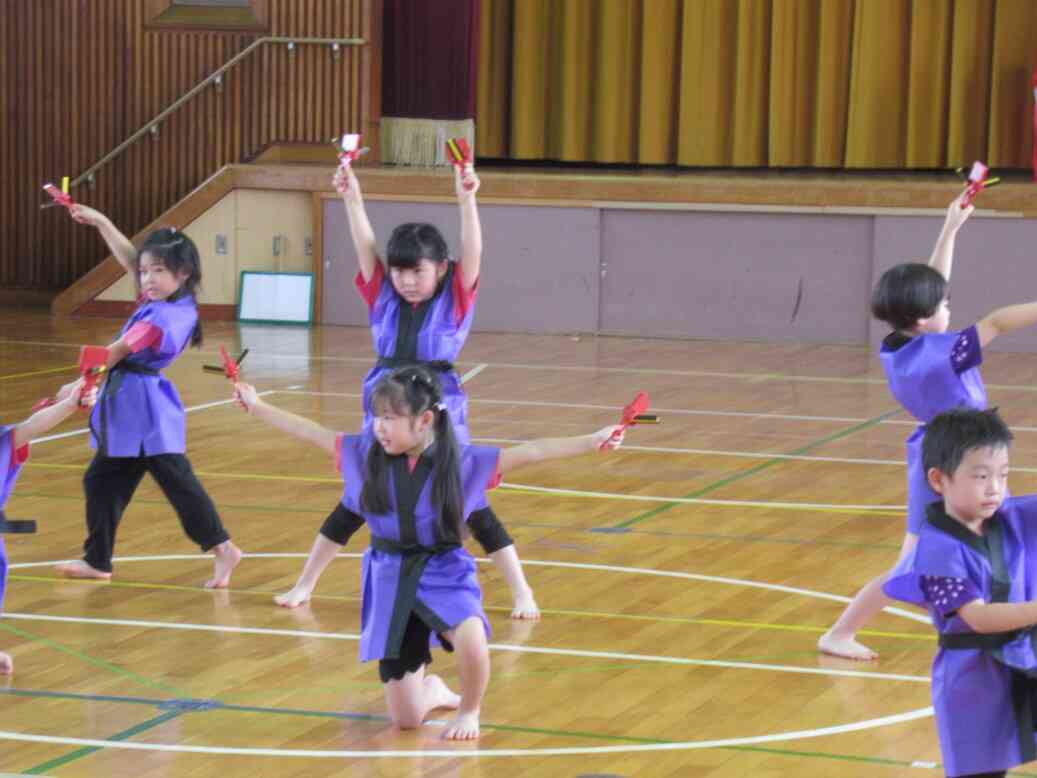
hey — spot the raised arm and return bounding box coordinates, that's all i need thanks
[498,426,622,474]
[927,193,974,281]
[959,598,1037,634]
[333,165,380,283]
[455,164,482,290]
[69,204,138,276]
[13,381,95,449]
[234,382,338,456]
[976,301,1037,348]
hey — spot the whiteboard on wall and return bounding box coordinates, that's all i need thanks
[237,271,313,325]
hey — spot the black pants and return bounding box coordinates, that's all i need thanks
[82,452,230,573]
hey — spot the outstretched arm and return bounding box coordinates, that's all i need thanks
[234,382,338,455]
[69,205,138,276]
[455,164,482,291]
[333,165,380,283]
[976,302,1037,348]
[927,193,974,281]
[498,426,623,475]
[13,381,96,449]
[959,598,1037,634]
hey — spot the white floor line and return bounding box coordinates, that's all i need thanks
[470,437,1037,475]
[0,706,936,758]
[499,481,906,513]
[460,363,488,384]
[5,336,1037,392]
[0,612,927,684]
[1,553,934,757]
[29,391,275,445]
[12,553,933,625]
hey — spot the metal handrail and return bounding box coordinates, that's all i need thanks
[71,36,365,189]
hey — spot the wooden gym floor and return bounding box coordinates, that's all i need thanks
[3,308,1037,777]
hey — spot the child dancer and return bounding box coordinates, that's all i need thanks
[820,193,1037,660]
[53,205,242,588]
[276,160,539,619]
[2,380,97,673]
[235,366,623,739]
[885,408,1037,778]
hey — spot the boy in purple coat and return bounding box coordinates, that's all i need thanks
[821,193,1037,660]
[234,365,624,740]
[1,380,97,673]
[886,408,1037,778]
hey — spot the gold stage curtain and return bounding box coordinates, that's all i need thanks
[477,0,1036,168]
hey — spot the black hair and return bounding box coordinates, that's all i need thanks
[385,223,450,270]
[922,408,1013,477]
[870,263,947,331]
[361,366,464,541]
[138,228,204,347]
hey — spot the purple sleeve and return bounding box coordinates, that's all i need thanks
[921,575,982,617]
[950,326,982,375]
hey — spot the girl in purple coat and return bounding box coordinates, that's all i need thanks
[1,379,97,674]
[235,365,624,740]
[885,408,1037,777]
[820,194,1037,660]
[53,205,242,589]
[276,161,540,621]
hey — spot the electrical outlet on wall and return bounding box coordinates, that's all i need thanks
[215,234,227,255]
[304,237,312,256]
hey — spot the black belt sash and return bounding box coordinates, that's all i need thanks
[928,502,1037,762]
[375,357,455,374]
[372,536,460,659]
[0,509,36,534]
[92,361,161,456]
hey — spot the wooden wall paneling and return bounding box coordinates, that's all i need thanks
[4,1,374,296]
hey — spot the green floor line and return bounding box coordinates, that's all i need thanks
[23,710,181,774]
[615,408,901,529]
[0,622,189,697]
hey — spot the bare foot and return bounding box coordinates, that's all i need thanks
[441,710,480,740]
[817,630,878,661]
[205,541,242,589]
[0,652,12,675]
[55,560,112,580]
[423,673,461,712]
[273,584,312,608]
[510,588,540,620]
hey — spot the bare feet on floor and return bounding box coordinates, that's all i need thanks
[205,540,242,589]
[817,630,879,661]
[273,584,313,608]
[441,710,480,740]
[54,560,112,580]
[0,652,12,675]
[423,673,461,712]
[510,588,540,620]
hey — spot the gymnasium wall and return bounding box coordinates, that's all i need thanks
[322,199,1037,352]
[97,190,313,308]
[0,0,376,294]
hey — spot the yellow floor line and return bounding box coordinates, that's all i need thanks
[0,364,76,381]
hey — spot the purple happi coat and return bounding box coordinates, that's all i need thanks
[885,497,1037,776]
[337,433,498,663]
[362,263,476,443]
[0,426,30,611]
[90,294,199,457]
[880,327,987,533]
